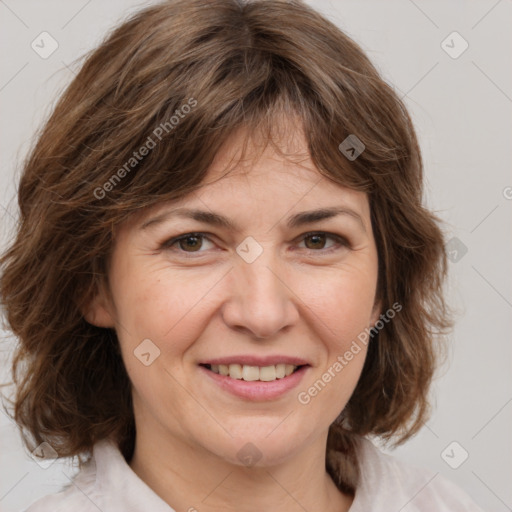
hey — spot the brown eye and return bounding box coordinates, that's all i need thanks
[297,232,349,253]
[303,233,328,250]
[177,235,203,252]
[160,232,216,256]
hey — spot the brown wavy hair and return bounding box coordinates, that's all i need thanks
[0,0,452,494]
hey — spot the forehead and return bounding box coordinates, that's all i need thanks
[126,118,370,232]
[201,144,320,197]
[193,121,359,200]
[200,116,313,177]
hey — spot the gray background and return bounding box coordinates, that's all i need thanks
[0,1,510,511]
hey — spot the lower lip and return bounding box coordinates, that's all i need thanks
[199,365,309,401]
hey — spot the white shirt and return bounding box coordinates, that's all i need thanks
[23,437,484,511]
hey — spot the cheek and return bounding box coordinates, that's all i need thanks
[295,271,372,415]
[110,260,221,358]
[295,264,377,345]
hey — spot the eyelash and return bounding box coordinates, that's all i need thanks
[159,231,350,257]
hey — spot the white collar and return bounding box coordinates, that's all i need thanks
[86,436,372,511]
[89,438,175,511]
[76,435,478,511]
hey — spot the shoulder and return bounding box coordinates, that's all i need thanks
[21,438,174,512]
[350,437,486,511]
[22,460,99,512]
[22,441,107,512]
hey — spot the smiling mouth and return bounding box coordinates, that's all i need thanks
[200,363,307,382]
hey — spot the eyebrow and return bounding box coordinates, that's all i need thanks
[140,206,366,233]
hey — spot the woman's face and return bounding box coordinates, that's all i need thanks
[86,125,381,467]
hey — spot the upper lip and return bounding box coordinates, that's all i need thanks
[200,355,310,367]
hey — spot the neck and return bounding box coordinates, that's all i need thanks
[128,424,353,512]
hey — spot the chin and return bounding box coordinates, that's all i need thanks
[204,421,315,468]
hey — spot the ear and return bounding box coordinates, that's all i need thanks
[81,282,116,328]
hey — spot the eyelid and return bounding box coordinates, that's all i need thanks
[159,231,351,256]
[160,232,215,251]
[293,231,350,250]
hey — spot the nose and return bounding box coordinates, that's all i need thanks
[221,251,300,340]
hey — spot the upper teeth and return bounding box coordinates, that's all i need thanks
[209,363,298,381]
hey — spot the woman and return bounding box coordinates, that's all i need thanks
[0,0,484,510]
